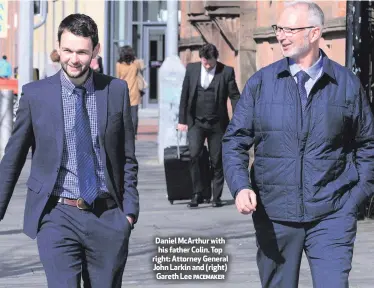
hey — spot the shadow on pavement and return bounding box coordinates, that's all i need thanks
[0,252,44,278]
[0,229,23,236]
[0,261,44,278]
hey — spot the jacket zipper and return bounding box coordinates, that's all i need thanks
[299,110,304,218]
[300,85,319,219]
[295,80,304,219]
[291,77,304,219]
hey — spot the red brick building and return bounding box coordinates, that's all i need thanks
[179,1,347,91]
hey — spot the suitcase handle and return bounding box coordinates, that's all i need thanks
[177,129,181,159]
[176,129,188,160]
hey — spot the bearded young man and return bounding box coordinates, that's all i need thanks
[223,1,374,287]
[0,14,138,287]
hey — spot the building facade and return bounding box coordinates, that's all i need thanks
[179,0,347,91]
[0,0,106,80]
[1,0,178,109]
[1,1,347,109]
[107,1,181,108]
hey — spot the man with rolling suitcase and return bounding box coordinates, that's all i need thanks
[178,43,240,208]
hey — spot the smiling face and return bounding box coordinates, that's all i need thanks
[276,5,320,60]
[58,29,100,81]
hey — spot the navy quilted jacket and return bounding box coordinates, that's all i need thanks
[223,52,374,222]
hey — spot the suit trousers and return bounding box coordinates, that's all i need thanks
[36,199,131,288]
[130,105,139,137]
[187,119,225,201]
[253,193,358,288]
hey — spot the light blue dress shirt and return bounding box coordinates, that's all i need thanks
[289,53,324,97]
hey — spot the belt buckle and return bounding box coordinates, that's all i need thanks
[77,198,91,210]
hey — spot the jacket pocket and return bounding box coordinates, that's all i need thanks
[315,104,349,143]
[26,177,43,194]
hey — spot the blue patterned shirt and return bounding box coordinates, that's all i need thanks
[52,71,108,199]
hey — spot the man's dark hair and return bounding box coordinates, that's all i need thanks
[118,45,136,65]
[58,14,99,49]
[199,43,219,60]
[2,55,7,60]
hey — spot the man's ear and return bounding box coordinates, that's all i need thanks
[93,43,101,58]
[311,27,322,43]
[56,41,61,56]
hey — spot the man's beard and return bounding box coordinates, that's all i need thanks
[61,63,90,79]
[282,36,310,59]
[283,44,310,59]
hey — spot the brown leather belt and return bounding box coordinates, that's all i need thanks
[53,196,116,211]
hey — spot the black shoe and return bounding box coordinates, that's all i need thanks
[212,199,223,208]
[187,194,203,208]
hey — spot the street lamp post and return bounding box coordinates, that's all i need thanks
[18,1,34,97]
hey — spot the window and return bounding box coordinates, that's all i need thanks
[143,1,167,22]
[33,1,48,15]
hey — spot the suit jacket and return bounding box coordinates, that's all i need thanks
[0,71,139,239]
[178,61,240,130]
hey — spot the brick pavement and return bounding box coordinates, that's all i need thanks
[0,110,373,287]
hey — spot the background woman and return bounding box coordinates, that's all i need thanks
[116,45,145,139]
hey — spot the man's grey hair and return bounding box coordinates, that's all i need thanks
[285,1,325,27]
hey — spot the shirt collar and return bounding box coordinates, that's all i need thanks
[60,69,95,94]
[289,52,323,80]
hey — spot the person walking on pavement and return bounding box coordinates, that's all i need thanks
[44,49,61,78]
[90,55,104,74]
[222,1,374,287]
[0,55,12,78]
[116,45,145,139]
[0,14,139,288]
[178,43,240,208]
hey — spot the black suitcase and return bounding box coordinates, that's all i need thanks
[164,144,212,204]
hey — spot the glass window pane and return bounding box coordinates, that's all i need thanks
[113,42,120,64]
[112,1,120,41]
[133,1,138,21]
[132,25,140,58]
[143,1,167,22]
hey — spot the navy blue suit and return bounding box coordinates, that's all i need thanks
[0,71,139,287]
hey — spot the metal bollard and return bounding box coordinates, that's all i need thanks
[0,89,14,160]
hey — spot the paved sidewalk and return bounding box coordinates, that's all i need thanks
[0,111,373,287]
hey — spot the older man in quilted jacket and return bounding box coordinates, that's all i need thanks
[223,1,374,288]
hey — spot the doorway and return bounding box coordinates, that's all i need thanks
[142,26,166,108]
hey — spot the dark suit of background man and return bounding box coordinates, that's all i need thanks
[178,44,240,208]
[0,14,139,288]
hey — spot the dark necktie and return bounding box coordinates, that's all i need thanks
[74,87,98,205]
[295,70,310,112]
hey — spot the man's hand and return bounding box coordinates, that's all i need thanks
[235,189,257,214]
[126,215,134,225]
[177,124,188,132]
